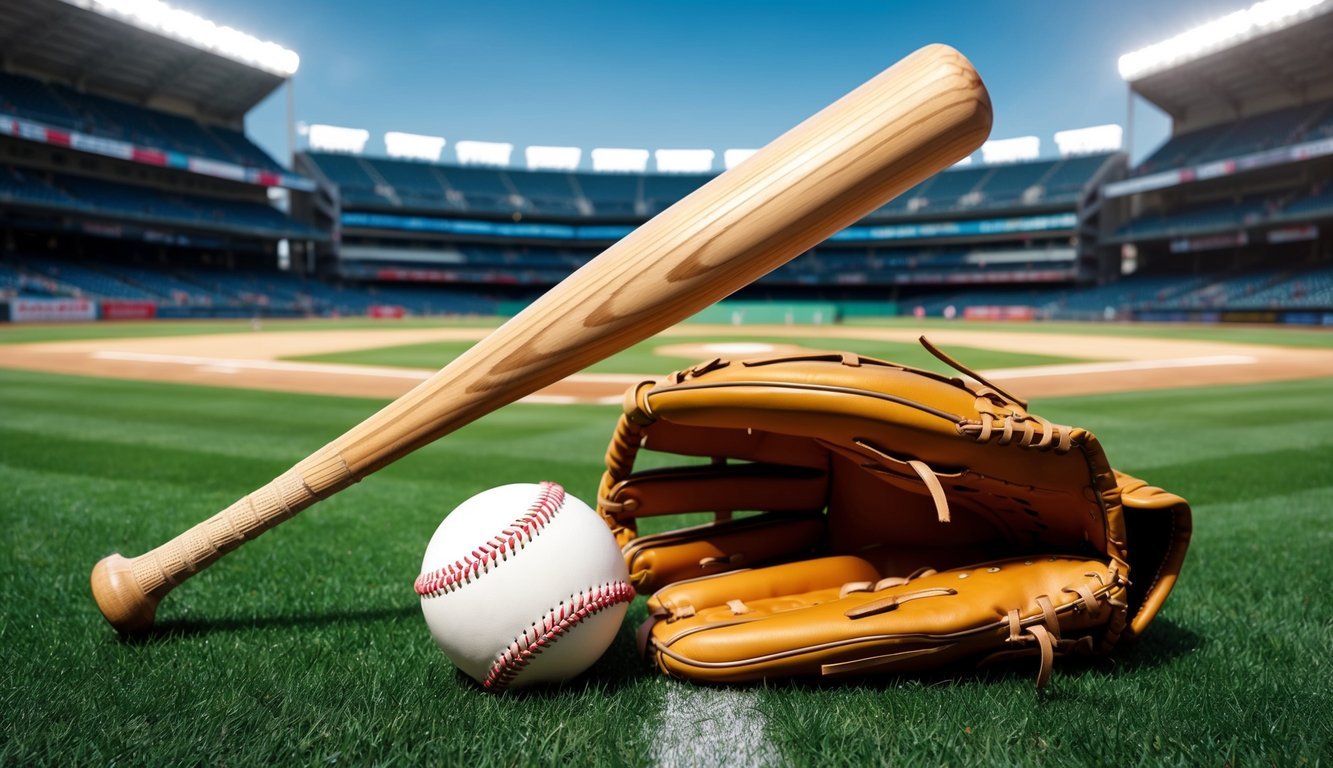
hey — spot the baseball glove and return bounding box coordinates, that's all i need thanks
[595,338,1191,687]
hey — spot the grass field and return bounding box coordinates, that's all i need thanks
[4,314,1332,349]
[290,334,1085,376]
[2,358,1331,765]
[1,318,1331,765]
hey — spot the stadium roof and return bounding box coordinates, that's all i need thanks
[0,0,295,124]
[1122,1,1333,123]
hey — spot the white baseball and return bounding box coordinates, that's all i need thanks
[415,482,634,691]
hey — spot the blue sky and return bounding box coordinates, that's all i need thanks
[199,0,1246,167]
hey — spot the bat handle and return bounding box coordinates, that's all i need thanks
[90,446,354,635]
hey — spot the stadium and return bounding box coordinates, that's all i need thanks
[1,0,1329,765]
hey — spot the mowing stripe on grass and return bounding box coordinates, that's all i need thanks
[979,354,1256,380]
[90,351,629,404]
[652,686,778,767]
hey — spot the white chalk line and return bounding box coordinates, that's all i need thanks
[90,351,626,405]
[651,685,778,768]
[91,350,1259,403]
[977,354,1257,380]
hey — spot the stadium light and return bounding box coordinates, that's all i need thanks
[385,132,445,162]
[724,149,758,169]
[655,149,715,173]
[525,146,582,171]
[67,0,301,76]
[1054,125,1123,156]
[591,148,649,173]
[1117,0,1330,81]
[307,124,369,153]
[981,136,1040,164]
[456,140,514,167]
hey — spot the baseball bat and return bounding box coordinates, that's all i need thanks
[91,44,991,635]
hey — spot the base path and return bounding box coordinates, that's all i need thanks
[0,323,1329,404]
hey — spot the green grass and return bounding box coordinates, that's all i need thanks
[0,316,503,345]
[291,334,1084,375]
[5,314,1329,350]
[842,316,1333,348]
[1,369,1330,765]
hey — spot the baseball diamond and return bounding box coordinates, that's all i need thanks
[2,0,1332,765]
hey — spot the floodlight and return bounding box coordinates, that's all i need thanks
[591,148,649,173]
[456,140,514,167]
[66,0,300,76]
[385,132,446,162]
[724,149,758,169]
[1054,125,1123,156]
[1117,0,1329,81]
[526,146,582,171]
[981,136,1040,164]
[307,124,370,154]
[655,149,715,173]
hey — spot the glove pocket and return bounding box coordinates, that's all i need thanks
[623,511,826,593]
[647,556,1129,686]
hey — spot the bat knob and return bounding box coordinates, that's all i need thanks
[91,554,159,636]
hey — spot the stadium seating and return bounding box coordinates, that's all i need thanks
[977,160,1059,207]
[1,164,317,237]
[1276,184,1333,221]
[1135,98,1333,175]
[302,152,1114,220]
[1050,275,1211,314]
[1118,197,1269,239]
[0,71,81,129]
[434,166,515,214]
[1156,272,1285,309]
[1227,267,1333,309]
[0,165,77,207]
[0,71,285,173]
[505,171,584,217]
[1038,154,1108,201]
[574,172,640,217]
[12,256,159,300]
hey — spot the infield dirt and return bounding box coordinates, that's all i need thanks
[0,323,1329,402]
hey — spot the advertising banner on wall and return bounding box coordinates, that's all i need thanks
[100,301,158,320]
[10,298,97,322]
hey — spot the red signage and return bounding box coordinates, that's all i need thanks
[368,304,406,319]
[100,300,158,320]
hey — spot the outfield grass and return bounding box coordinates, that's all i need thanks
[0,316,503,345]
[843,316,1333,349]
[1,369,1330,765]
[291,334,1085,375]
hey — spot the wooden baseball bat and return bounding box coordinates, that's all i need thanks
[91,44,991,635]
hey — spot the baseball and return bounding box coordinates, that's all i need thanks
[415,482,634,691]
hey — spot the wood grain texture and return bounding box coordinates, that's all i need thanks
[91,43,992,635]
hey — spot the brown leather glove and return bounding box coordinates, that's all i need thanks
[596,338,1191,687]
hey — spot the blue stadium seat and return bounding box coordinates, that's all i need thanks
[575,173,640,217]
[434,166,516,214]
[978,160,1059,207]
[505,170,583,217]
[0,71,285,174]
[1136,98,1333,175]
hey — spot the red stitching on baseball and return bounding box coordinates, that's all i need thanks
[414,482,567,598]
[483,581,637,691]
